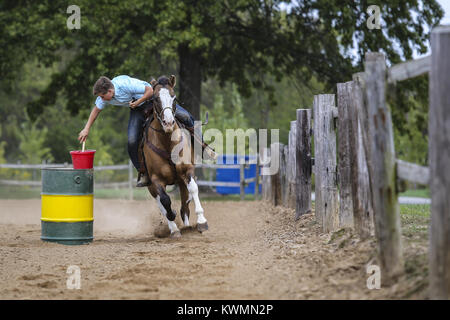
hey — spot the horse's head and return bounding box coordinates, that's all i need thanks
[151,75,177,133]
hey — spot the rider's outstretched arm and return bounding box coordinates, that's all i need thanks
[78,106,102,143]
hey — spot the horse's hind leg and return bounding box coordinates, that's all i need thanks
[148,179,181,238]
[185,170,208,233]
[178,181,191,228]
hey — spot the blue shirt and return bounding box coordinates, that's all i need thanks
[95,75,151,110]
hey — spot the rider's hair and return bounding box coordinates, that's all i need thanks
[93,76,113,95]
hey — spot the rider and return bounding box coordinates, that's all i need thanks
[77,75,196,187]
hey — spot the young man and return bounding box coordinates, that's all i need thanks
[77,75,196,187]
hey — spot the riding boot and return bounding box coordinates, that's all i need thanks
[136,170,150,187]
[136,138,150,187]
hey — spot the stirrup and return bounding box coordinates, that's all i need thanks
[136,172,150,187]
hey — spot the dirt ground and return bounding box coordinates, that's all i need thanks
[0,198,429,299]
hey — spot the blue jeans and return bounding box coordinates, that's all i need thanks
[128,103,194,171]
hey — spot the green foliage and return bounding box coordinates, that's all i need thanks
[0,119,54,181]
[0,0,445,171]
[89,106,130,164]
[0,124,5,164]
[310,0,443,65]
[390,76,429,165]
[394,119,428,166]
[36,97,85,163]
[203,83,249,130]
[17,119,53,164]
[201,83,250,155]
[0,124,8,179]
[242,74,324,145]
[0,60,57,161]
[1,0,442,118]
[85,127,115,182]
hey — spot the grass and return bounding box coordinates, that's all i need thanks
[0,184,432,204]
[400,204,430,242]
[0,185,260,201]
[399,188,430,199]
[398,203,430,298]
[0,185,42,199]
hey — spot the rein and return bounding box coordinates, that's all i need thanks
[145,134,184,167]
[145,117,184,167]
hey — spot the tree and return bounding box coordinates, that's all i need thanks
[17,119,53,164]
[390,75,429,166]
[0,124,10,179]
[0,0,443,122]
[0,59,57,160]
[0,124,6,164]
[87,127,115,182]
[201,83,249,154]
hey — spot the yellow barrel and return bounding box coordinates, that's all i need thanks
[41,168,94,245]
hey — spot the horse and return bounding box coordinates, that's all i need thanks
[142,75,208,239]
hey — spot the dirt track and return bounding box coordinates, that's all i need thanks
[0,198,428,299]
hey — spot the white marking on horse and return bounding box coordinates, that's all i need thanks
[156,195,179,233]
[183,214,190,227]
[187,177,207,224]
[159,88,175,123]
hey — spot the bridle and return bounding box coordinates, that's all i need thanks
[152,83,177,128]
[144,81,184,167]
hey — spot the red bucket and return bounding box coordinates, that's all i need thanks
[70,150,96,169]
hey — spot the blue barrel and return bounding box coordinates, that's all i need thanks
[216,154,261,195]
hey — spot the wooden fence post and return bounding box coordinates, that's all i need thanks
[363,52,404,281]
[287,121,297,209]
[313,94,339,233]
[270,142,284,206]
[295,109,312,219]
[337,82,354,228]
[429,25,450,299]
[351,73,375,239]
[281,145,289,206]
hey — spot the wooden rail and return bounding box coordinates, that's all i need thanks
[0,160,260,201]
[387,55,431,83]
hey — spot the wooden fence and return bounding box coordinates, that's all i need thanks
[0,160,259,201]
[261,26,450,299]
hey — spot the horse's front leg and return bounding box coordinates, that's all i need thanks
[178,180,191,228]
[148,177,181,238]
[184,168,208,233]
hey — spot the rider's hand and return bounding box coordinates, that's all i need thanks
[129,99,139,108]
[78,128,89,143]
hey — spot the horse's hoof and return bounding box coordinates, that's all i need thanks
[197,222,209,233]
[170,231,182,239]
